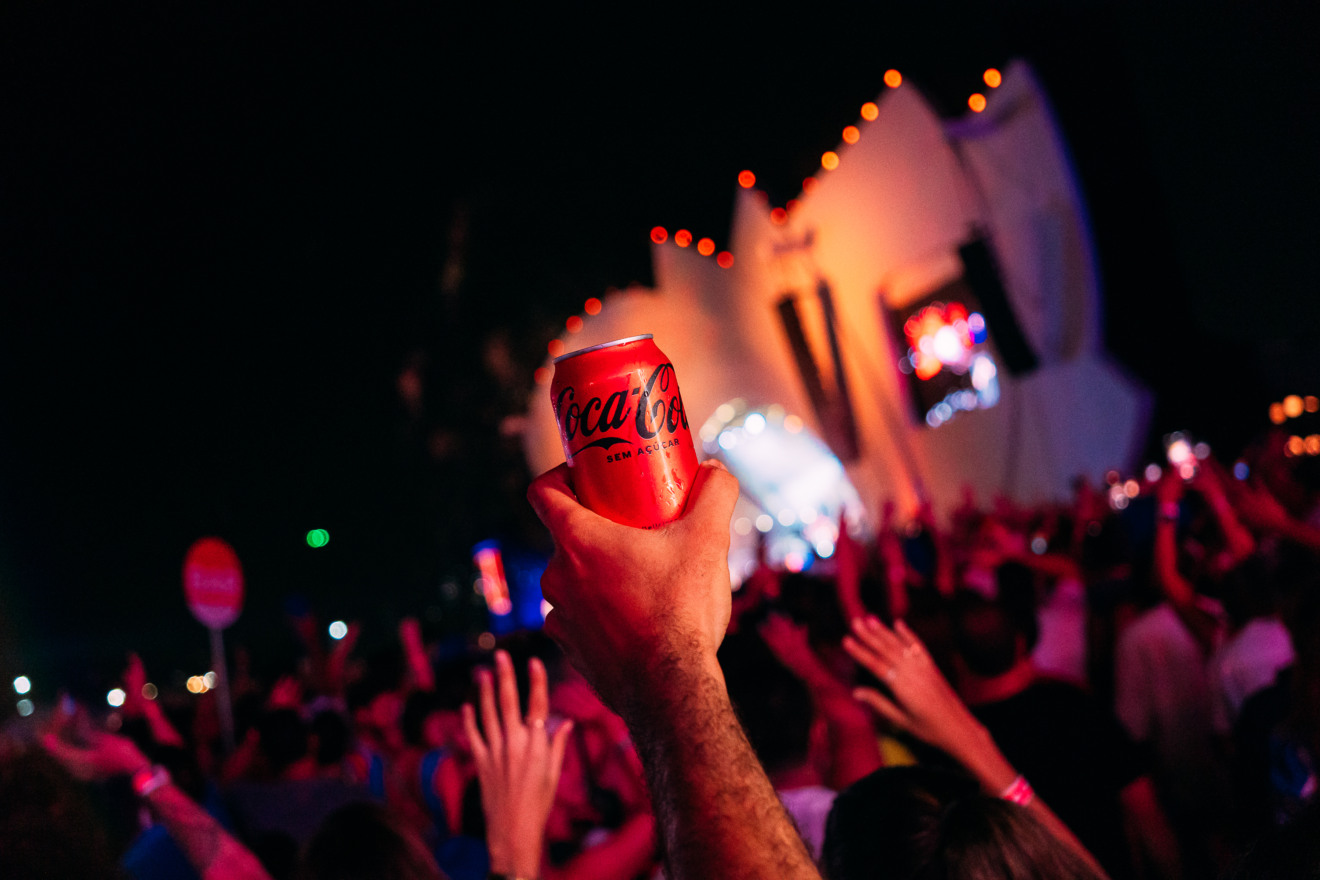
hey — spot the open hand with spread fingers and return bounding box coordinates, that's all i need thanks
[842,617,991,767]
[463,649,574,880]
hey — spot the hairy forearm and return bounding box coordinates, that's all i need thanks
[622,645,822,880]
[145,784,271,880]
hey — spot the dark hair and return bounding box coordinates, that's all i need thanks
[953,594,1027,679]
[311,710,351,766]
[257,708,309,773]
[823,766,1104,880]
[719,633,814,775]
[300,802,444,880]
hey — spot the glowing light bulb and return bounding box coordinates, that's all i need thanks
[984,68,1002,88]
[860,101,879,120]
[674,229,692,247]
[13,676,30,695]
[821,151,839,171]
[329,620,348,640]
[738,170,756,188]
[842,125,860,144]
[106,688,126,708]
[650,226,668,244]
[743,413,766,434]
[968,93,987,113]
[1284,395,1304,419]
[884,69,902,88]
[696,238,715,256]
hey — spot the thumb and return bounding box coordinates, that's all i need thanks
[678,461,740,535]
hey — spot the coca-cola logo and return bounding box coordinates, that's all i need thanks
[557,363,689,456]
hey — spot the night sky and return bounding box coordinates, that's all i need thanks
[2,4,1318,699]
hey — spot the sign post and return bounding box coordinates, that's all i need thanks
[183,537,245,753]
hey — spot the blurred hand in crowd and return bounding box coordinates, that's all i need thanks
[463,650,573,880]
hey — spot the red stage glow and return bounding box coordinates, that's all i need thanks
[770,207,788,225]
[716,251,734,268]
[584,297,602,315]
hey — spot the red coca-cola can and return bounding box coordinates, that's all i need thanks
[551,334,700,528]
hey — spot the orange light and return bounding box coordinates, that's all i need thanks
[696,237,715,256]
[738,169,756,188]
[786,198,799,213]
[1270,402,1287,425]
[968,93,987,113]
[650,226,668,244]
[1287,435,1306,457]
[1284,395,1304,418]
[548,339,565,358]
[1308,435,1320,456]
[1307,396,1319,412]
[716,251,734,268]
[533,366,552,385]
[566,315,584,333]
[584,297,602,315]
[821,151,839,171]
[842,125,860,144]
[770,207,788,225]
[884,69,902,89]
[860,101,879,121]
[675,229,692,247]
[983,68,1002,88]
[802,176,818,194]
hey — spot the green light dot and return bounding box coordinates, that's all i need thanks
[306,529,329,548]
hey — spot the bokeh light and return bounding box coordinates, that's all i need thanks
[584,297,602,315]
[968,93,987,113]
[738,170,756,188]
[821,151,839,171]
[306,528,330,548]
[650,226,668,244]
[566,315,584,333]
[884,69,902,88]
[770,207,788,225]
[1269,402,1286,424]
[142,683,158,700]
[106,688,126,708]
[984,68,1002,88]
[802,176,818,193]
[477,632,496,651]
[860,101,879,121]
[203,671,218,689]
[328,620,349,640]
[17,699,34,717]
[13,676,30,695]
[696,237,715,256]
[533,366,552,385]
[674,229,692,247]
[842,125,860,144]
[1284,395,1304,418]
[716,251,734,268]
[548,339,566,358]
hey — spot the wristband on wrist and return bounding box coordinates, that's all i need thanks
[131,764,171,798]
[998,774,1035,807]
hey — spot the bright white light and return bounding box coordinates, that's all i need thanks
[1030,536,1048,555]
[540,599,553,620]
[1144,463,1163,483]
[328,620,349,640]
[743,413,766,435]
[106,688,126,708]
[755,514,774,533]
[203,671,218,689]
[699,424,718,443]
[777,509,797,527]
[718,430,737,450]
[1167,438,1193,465]
[13,676,30,695]
[733,517,752,536]
[17,699,34,717]
[715,404,736,423]
[799,508,818,525]
[814,539,835,558]
[926,410,944,427]
[932,325,965,364]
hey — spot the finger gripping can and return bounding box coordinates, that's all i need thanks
[551,334,700,528]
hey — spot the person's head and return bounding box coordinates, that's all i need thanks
[952,591,1034,680]
[300,802,443,880]
[719,632,814,778]
[823,766,1104,880]
[258,708,310,775]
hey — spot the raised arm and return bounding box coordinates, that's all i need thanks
[1153,474,1219,652]
[42,725,272,880]
[842,616,1106,878]
[529,461,822,880]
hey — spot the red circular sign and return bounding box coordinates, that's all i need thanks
[183,537,245,629]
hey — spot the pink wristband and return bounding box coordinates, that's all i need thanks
[131,764,170,798]
[999,774,1035,806]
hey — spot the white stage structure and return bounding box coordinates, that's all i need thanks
[523,60,1149,566]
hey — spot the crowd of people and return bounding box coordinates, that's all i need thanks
[3,425,1319,879]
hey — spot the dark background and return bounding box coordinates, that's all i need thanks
[2,3,1318,698]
